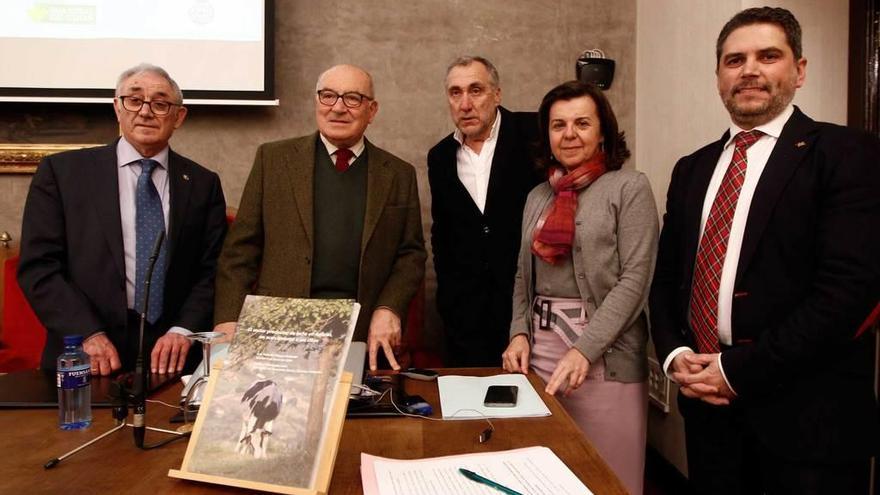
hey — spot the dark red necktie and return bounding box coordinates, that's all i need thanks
[334,148,354,172]
[689,130,763,353]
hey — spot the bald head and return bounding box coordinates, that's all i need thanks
[314,64,379,148]
[316,64,374,98]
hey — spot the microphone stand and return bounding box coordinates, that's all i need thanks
[133,230,164,448]
[45,230,187,469]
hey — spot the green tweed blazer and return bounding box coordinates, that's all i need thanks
[214,133,426,341]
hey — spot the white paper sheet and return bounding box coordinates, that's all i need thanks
[437,374,551,419]
[361,446,593,495]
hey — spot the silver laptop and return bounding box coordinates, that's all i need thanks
[344,341,367,397]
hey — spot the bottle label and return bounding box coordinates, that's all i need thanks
[57,364,91,390]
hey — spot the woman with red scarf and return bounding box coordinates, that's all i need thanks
[502,81,658,494]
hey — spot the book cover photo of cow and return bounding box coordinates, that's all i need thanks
[183,296,359,489]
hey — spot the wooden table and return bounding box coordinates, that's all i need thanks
[0,369,626,494]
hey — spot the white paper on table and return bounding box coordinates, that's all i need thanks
[360,446,593,495]
[437,373,551,419]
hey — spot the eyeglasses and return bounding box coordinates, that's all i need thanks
[117,95,181,115]
[316,89,373,108]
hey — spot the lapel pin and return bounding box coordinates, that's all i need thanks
[795,141,806,148]
[182,174,190,181]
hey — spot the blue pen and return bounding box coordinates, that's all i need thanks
[459,468,524,495]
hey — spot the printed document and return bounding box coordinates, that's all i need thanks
[361,446,592,495]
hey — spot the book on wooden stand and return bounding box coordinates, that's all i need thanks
[169,296,361,495]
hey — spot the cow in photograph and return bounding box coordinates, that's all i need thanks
[236,379,283,458]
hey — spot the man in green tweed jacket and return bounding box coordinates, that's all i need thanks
[214,64,425,371]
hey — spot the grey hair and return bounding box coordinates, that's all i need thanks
[115,63,183,103]
[446,55,500,88]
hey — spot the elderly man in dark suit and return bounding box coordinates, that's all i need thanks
[428,56,540,367]
[650,7,880,494]
[214,64,425,371]
[19,63,228,376]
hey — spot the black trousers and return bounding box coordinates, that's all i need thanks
[442,314,510,368]
[680,396,870,495]
[444,334,506,368]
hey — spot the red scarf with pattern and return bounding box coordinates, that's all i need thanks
[531,152,607,264]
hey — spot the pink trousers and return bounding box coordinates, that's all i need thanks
[531,312,647,495]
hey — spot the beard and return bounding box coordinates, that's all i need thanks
[722,80,795,128]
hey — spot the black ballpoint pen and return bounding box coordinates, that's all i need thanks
[458,468,524,495]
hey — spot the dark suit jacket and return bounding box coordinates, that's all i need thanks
[427,107,541,363]
[650,107,880,462]
[18,140,228,369]
[214,133,426,342]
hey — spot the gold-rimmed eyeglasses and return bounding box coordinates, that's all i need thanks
[316,89,373,108]
[117,95,181,115]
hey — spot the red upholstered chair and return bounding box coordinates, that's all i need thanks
[0,252,47,372]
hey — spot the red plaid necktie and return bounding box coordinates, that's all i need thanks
[689,130,763,353]
[334,148,354,172]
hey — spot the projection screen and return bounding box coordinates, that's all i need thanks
[0,0,275,105]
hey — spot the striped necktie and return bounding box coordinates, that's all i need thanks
[689,130,763,353]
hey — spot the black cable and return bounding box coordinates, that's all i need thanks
[142,431,191,449]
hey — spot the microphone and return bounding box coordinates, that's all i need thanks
[133,229,165,449]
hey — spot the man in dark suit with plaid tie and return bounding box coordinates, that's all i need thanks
[650,7,880,494]
[18,64,227,376]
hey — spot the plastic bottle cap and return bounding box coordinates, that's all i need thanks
[63,335,84,346]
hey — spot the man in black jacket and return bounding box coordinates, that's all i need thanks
[428,56,541,367]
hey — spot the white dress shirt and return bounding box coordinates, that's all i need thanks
[453,109,501,213]
[116,137,188,336]
[664,105,795,392]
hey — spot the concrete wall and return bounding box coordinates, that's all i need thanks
[0,0,637,350]
[635,0,850,476]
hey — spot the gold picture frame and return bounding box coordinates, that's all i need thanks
[0,143,101,174]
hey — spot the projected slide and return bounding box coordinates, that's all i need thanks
[0,0,269,99]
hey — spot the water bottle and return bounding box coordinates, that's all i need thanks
[57,334,92,430]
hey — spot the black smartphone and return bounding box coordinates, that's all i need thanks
[483,385,518,407]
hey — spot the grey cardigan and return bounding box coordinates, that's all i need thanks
[510,169,659,383]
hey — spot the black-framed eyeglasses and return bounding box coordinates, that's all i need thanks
[117,95,181,115]
[316,89,373,108]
